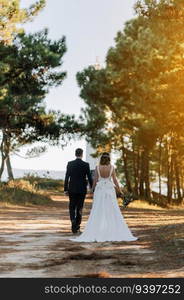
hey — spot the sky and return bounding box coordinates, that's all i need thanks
[11,0,136,171]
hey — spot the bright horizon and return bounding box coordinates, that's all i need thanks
[10,0,135,172]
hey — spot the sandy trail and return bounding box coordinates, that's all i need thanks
[0,194,183,278]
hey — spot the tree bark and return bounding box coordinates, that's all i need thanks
[139,150,145,197]
[6,154,14,180]
[139,148,151,200]
[122,147,132,192]
[132,142,139,196]
[158,138,162,197]
[174,155,182,203]
[0,148,6,180]
[144,148,151,200]
[0,130,14,181]
[0,131,7,180]
[166,139,173,203]
[181,171,184,198]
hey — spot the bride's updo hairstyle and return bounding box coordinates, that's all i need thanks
[100,152,111,165]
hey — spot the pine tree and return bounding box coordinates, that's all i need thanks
[0,0,46,44]
[77,0,184,204]
[0,30,81,180]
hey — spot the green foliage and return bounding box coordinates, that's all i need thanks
[77,0,184,204]
[37,179,63,190]
[0,29,67,98]
[0,29,82,180]
[0,1,83,181]
[0,0,46,44]
[23,173,64,191]
[0,29,82,142]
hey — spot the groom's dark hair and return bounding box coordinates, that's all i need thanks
[75,148,83,157]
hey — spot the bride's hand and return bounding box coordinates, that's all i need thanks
[92,186,96,193]
[89,188,94,194]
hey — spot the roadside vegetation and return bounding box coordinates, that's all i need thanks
[0,174,64,205]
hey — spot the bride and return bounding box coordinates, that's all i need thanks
[71,152,137,242]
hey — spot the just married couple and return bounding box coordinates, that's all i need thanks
[64,148,137,242]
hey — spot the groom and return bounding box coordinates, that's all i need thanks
[64,148,93,234]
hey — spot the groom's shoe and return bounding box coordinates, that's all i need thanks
[76,225,80,231]
[71,220,77,233]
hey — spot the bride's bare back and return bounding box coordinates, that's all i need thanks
[98,164,112,178]
[92,164,121,193]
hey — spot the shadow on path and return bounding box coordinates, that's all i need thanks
[0,194,183,278]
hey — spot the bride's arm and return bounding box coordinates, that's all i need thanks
[112,167,122,194]
[92,167,98,192]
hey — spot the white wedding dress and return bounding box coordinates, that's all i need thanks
[70,165,137,242]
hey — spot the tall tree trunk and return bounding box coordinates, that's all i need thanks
[122,147,132,192]
[158,138,162,197]
[132,142,139,196]
[139,148,151,200]
[137,148,141,196]
[144,148,151,200]
[139,150,145,197]
[1,130,14,181]
[0,131,7,180]
[167,170,172,202]
[174,155,182,203]
[173,184,176,199]
[170,154,174,201]
[166,139,172,203]
[6,154,14,180]
[181,170,184,198]
[0,151,6,180]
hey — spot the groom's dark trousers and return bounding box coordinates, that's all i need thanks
[64,158,93,233]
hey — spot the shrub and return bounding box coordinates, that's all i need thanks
[0,179,52,205]
[7,179,37,192]
[23,173,64,191]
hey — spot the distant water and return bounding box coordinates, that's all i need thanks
[1,171,170,196]
[1,168,65,181]
[151,182,168,196]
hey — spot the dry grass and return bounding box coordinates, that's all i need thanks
[124,199,184,210]
[128,200,164,210]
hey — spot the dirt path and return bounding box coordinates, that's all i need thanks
[0,194,184,278]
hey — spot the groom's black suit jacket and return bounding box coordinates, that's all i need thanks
[64,158,93,194]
